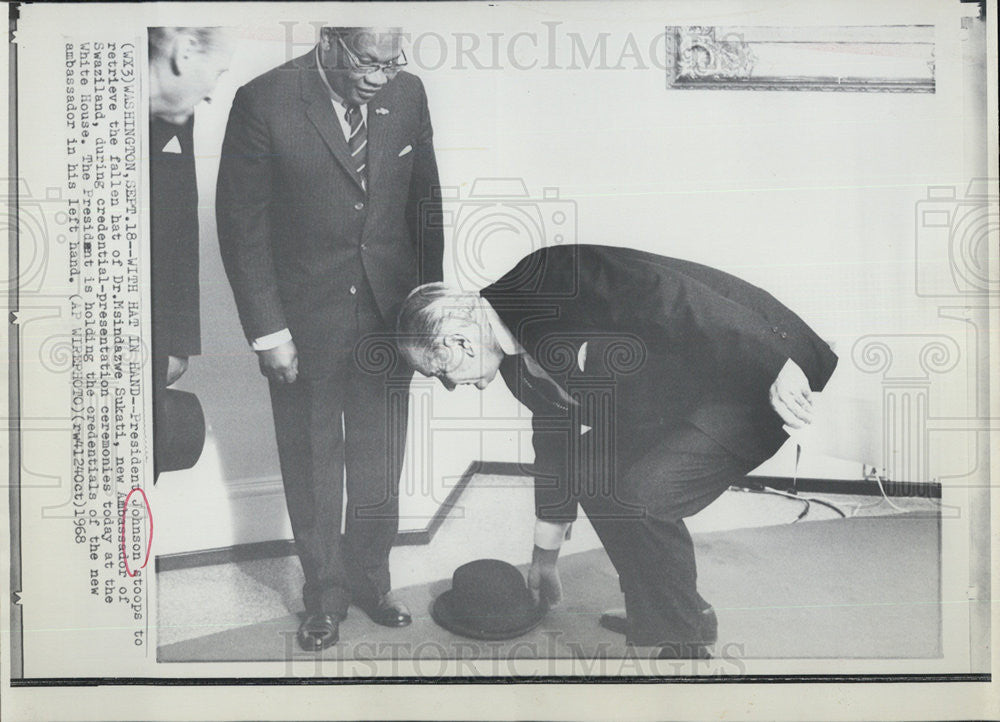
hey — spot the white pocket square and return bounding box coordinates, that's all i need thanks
[398,145,413,157]
[162,136,182,154]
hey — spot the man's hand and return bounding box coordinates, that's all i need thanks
[769,358,814,429]
[165,355,189,386]
[528,545,563,608]
[257,340,298,384]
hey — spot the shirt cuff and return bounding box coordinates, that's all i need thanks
[534,519,571,551]
[251,328,292,351]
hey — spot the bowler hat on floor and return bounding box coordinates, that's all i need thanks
[154,388,206,475]
[431,559,546,640]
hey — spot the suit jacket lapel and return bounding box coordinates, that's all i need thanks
[300,51,365,192]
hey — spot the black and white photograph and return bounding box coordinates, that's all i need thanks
[146,8,984,666]
[3,0,998,719]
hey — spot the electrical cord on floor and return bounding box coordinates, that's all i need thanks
[733,485,846,522]
[782,442,846,520]
[747,486,810,521]
[803,494,848,518]
[848,466,909,516]
[731,444,849,521]
[872,468,908,512]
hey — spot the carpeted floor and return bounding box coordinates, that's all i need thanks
[158,511,940,662]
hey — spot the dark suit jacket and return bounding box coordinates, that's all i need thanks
[150,116,201,360]
[480,245,839,522]
[216,48,443,353]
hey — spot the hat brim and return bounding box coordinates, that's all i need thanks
[155,388,206,473]
[431,589,546,641]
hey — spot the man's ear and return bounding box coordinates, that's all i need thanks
[170,33,199,77]
[442,333,476,357]
[319,28,334,52]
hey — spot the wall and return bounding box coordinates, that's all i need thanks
[154,2,985,554]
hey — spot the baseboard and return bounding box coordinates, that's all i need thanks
[475,462,943,499]
[154,461,941,573]
[744,475,942,499]
[155,459,480,573]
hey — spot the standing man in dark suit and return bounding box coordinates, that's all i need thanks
[216,26,443,651]
[397,244,837,658]
[149,27,234,478]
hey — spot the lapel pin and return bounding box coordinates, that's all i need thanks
[375,107,389,115]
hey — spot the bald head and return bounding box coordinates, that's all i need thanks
[148,27,235,123]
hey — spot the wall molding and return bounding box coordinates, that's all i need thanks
[665,25,935,93]
[155,461,941,573]
[223,474,284,499]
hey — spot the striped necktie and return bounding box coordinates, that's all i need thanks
[345,104,367,189]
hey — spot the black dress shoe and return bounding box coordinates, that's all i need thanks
[356,595,412,628]
[598,609,630,636]
[599,606,718,644]
[297,613,339,651]
[700,606,718,644]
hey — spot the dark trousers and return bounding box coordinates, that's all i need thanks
[268,342,409,617]
[577,421,777,646]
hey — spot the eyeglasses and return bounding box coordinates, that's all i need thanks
[336,35,408,77]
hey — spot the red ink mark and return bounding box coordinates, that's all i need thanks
[120,488,153,577]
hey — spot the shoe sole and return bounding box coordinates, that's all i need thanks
[600,609,718,645]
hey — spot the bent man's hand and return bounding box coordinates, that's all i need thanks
[528,545,563,608]
[165,355,189,386]
[257,340,298,384]
[769,358,814,429]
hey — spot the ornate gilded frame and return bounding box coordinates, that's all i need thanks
[665,25,935,92]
